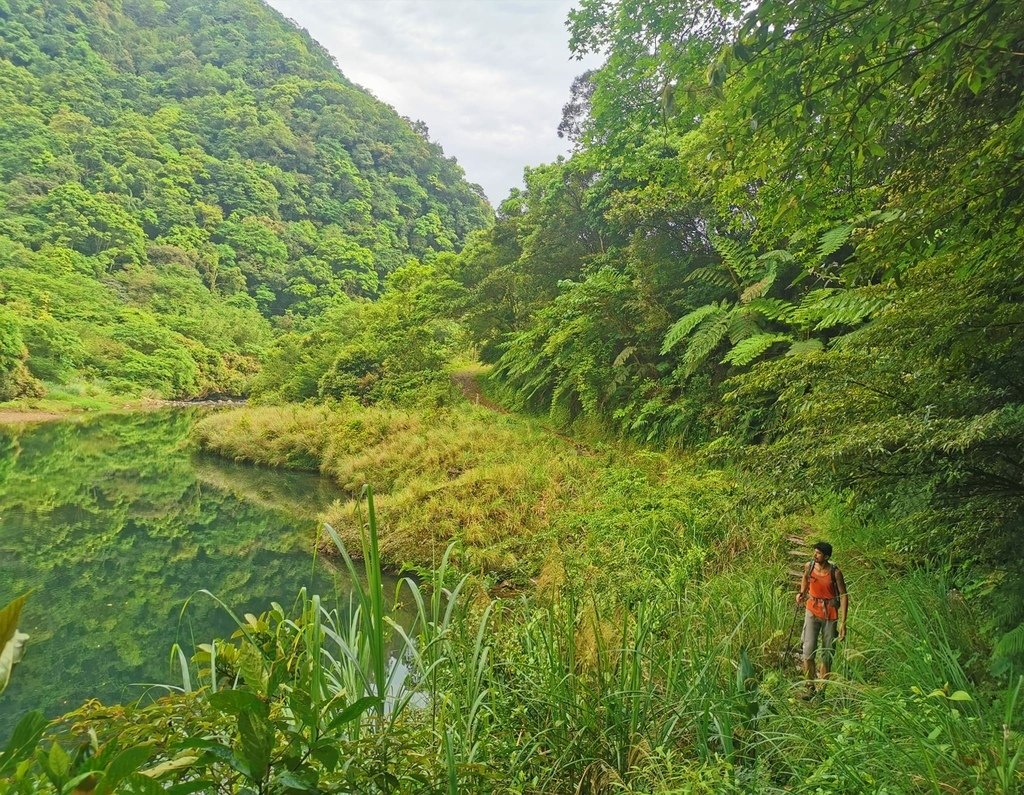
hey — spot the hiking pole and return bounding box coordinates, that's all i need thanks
[782,596,802,668]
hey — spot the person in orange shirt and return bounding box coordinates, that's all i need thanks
[796,541,848,698]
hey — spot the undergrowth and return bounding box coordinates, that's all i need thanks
[1,486,1020,793]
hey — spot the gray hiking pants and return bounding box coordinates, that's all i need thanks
[802,609,836,666]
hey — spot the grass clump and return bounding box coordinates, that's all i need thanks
[192,404,334,470]
[195,403,600,581]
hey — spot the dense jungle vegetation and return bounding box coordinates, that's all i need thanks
[2,0,1023,792]
[0,0,489,400]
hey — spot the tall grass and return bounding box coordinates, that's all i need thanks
[5,486,1022,793]
[184,405,1024,791]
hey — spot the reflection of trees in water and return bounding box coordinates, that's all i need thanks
[0,411,367,736]
[191,453,346,520]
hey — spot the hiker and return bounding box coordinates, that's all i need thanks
[796,541,848,697]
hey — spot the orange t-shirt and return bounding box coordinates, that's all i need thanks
[806,564,840,621]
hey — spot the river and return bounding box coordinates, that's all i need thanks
[0,409,384,737]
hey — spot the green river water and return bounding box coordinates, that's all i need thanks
[0,409,378,738]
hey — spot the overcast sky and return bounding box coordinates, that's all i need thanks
[264,0,602,205]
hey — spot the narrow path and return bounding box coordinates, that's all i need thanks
[786,533,811,585]
[451,370,507,413]
[451,369,598,457]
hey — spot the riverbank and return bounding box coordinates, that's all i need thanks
[0,408,65,424]
[15,396,1011,793]
[193,402,763,591]
[0,392,245,426]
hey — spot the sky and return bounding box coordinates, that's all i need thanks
[264,0,603,205]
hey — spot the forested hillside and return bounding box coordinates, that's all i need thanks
[253,0,1024,644]
[0,0,490,399]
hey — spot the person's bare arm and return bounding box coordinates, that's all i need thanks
[837,568,849,640]
[797,562,810,605]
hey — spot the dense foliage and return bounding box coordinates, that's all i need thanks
[0,0,489,398]
[450,0,1024,655]
[2,485,1021,793]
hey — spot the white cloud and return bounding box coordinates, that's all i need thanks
[265,0,602,204]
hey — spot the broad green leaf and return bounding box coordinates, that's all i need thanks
[0,593,29,694]
[48,742,71,779]
[325,695,382,732]
[139,755,198,778]
[95,745,155,795]
[0,710,46,775]
[238,710,274,785]
[208,689,268,720]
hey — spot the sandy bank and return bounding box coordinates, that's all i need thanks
[0,409,65,425]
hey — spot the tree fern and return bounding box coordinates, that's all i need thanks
[992,622,1024,674]
[791,288,889,331]
[786,338,825,356]
[709,235,756,282]
[612,345,636,367]
[727,308,762,344]
[684,266,732,289]
[661,302,726,354]
[682,312,730,375]
[722,333,791,366]
[746,297,795,322]
[740,264,777,303]
[817,223,853,259]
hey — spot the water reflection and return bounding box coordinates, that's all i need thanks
[0,410,393,735]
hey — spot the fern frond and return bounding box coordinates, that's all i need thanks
[746,297,796,322]
[740,264,777,303]
[814,292,888,331]
[683,266,732,289]
[722,333,790,366]
[791,288,889,331]
[612,345,636,367]
[727,308,762,343]
[758,249,797,267]
[661,302,725,354]
[682,312,730,375]
[710,235,757,281]
[786,338,825,356]
[995,623,1024,657]
[817,224,853,259]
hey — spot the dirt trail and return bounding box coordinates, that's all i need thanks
[451,370,602,458]
[451,371,507,413]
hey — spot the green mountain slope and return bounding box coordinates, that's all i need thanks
[0,0,491,399]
